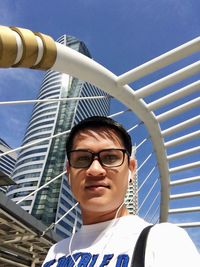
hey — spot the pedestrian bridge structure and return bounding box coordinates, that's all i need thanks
[0,26,199,266]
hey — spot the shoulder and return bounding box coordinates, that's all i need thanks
[42,236,70,265]
[51,236,71,253]
[150,222,187,236]
[145,223,200,267]
[148,222,197,247]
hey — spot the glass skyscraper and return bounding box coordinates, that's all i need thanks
[125,146,138,215]
[7,35,110,237]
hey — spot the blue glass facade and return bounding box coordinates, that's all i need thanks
[7,35,110,237]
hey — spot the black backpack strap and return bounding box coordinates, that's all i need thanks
[131,225,154,267]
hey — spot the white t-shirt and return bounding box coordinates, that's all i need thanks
[42,215,199,267]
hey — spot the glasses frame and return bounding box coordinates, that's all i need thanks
[68,148,129,169]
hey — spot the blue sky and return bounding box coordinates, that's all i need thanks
[0,0,200,147]
[0,0,199,250]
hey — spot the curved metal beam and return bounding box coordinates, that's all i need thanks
[53,41,169,222]
[0,26,169,222]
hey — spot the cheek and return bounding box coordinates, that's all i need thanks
[111,170,129,190]
[70,171,84,193]
[70,181,80,201]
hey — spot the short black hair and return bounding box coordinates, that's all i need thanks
[66,116,132,158]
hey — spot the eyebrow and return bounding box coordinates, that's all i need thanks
[71,147,124,151]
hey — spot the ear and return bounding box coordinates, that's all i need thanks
[66,160,70,174]
[128,158,136,183]
[66,161,71,185]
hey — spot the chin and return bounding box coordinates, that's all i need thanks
[82,199,122,214]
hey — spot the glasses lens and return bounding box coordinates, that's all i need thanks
[100,149,124,167]
[70,151,92,168]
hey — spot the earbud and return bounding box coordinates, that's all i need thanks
[128,170,132,183]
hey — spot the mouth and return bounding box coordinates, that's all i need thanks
[85,183,110,191]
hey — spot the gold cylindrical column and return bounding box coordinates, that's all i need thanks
[0,26,17,67]
[32,32,57,70]
[11,27,38,68]
[0,26,57,70]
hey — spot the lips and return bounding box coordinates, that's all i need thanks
[85,182,110,190]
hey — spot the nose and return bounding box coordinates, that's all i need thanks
[86,158,106,176]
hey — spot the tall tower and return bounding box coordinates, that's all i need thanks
[7,35,110,237]
[125,146,138,215]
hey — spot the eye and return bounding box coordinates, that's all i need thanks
[101,153,120,164]
[76,155,90,163]
[70,151,91,164]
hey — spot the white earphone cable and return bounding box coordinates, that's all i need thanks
[67,171,133,266]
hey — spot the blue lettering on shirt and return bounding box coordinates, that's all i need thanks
[99,254,114,267]
[43,259,56,267]
[57,253,82,267]
[116,254,129,267]
[88,254,99,267]
[78,253,92,267]
[43,252,130,267]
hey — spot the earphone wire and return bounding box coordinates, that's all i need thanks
[95,178,134,264]
[68,173,135,266]
[68,201,79,267]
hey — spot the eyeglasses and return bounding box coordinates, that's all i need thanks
[68,149,129,168]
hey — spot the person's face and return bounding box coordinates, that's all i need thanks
[67,128,135,221]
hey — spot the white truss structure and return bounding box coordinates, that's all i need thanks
[0,26,199,265]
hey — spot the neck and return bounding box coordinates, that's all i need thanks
[81,204,129,225]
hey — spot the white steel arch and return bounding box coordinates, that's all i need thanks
[0,26,199,238]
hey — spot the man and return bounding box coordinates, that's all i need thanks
[42,116,199,267]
